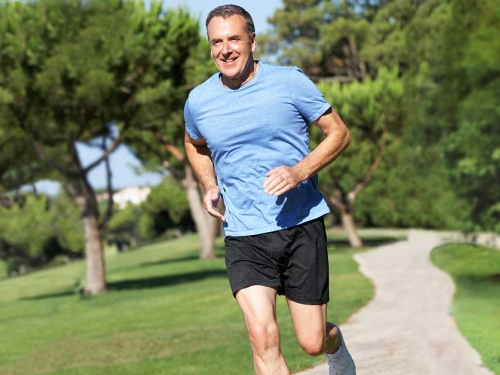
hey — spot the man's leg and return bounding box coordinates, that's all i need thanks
[236,285,291,375]
[287,300,341,355]
[288,300,356,374]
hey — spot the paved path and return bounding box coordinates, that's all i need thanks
[295,230,494,375]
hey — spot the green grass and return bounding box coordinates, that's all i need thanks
[0,232,378,375]
[0,260,6,280]
[431,243,500,375]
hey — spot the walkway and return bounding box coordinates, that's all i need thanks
[295,230,494,375]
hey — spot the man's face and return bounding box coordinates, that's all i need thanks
[207,15,256,86]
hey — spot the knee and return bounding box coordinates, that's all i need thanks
[299,337,325,357]
[247,323,280,355]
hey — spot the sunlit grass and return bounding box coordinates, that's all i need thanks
[0,232,378,375]
[0,260,6,280]
[431,243,500,375]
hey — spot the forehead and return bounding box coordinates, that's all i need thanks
[207,15,247,39]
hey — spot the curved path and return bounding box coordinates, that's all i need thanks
[295,230,494,375]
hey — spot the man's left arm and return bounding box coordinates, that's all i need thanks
[263,107,350,196]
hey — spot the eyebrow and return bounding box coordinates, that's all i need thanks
[210,34,244,43]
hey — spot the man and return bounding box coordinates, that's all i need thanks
[184,4,355,375]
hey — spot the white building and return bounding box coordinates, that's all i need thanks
[110,186,151,209]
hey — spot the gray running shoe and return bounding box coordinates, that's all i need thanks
[327,328,356,375]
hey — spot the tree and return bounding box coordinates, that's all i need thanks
[351,0,473,231]
[266,0,475,237]
[265,0,410,80]
[315,68,404,247]
[427,0,500,232]
[354,142,472,230]
[141,178,191,229]
[0,192,84,276]
[0,0,202,293]
[123,36,220,260]
[107,204,141,250]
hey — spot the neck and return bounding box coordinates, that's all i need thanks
[221,60,258,88]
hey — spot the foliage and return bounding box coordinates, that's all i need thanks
[431,243,500,374]
[264,0,372,79]
[0,0,203,171]
[0,0,206,287]
[142,179,188,224]
[0,196,52,259]
[0,231,374,375]
[106,178,194,248]
[106,204,142,248]
[50,193,85,253]
[314,68,403,207]
[355,143,472,229]
[437,0,500,232]
[141,177,194,235]
[120,11,214,172]
[0,193,84,276]
[265,0,492,233]
[264,0,430,79]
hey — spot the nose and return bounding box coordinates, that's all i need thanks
[222,40,232,55]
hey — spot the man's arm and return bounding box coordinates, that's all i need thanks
[263,107,350,196]
[184,132,225,221]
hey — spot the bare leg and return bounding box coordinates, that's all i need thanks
[287,299,341,355]
[236,285,291,375]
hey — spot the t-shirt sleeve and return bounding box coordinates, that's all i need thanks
[184,97,202,140]
[289,67,331,123]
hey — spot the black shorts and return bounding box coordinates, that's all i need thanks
[224,217,329,305]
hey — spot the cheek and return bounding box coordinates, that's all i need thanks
[210,47,220,59]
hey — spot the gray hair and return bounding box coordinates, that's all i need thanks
[206,4,256,39]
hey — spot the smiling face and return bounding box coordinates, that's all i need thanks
[207,15,257,88]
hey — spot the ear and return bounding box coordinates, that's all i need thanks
[251,33,257,53]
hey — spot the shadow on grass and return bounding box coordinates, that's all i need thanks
[455,274,500,285]
[138,254,200,267]
[21,269,227,300]
[21,290,75,300]
[107,269,227,291]
[328,236,402,249]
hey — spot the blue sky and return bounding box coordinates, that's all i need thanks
[167,0,281,33]
[35,0,283,195]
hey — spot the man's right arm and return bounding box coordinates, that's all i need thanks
[184,132,225,221]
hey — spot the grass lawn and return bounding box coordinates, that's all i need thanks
[431,243,500,375]
[0,231,384,375]
[0,260,6,280]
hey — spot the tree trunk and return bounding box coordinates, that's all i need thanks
[71,177,107,295]
[34,140,110,295]
[184,165,216,259]
[83,214,106,294]
[153,133,218,260]
[340,211,363,248]
[327,188,364,249]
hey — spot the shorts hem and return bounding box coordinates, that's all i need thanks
[285,294,329,306]
[231,280,280,298]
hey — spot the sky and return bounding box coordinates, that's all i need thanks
[167,0,282,33]
[35,0,283,195]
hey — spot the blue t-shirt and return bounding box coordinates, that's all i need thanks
[184,61,331,236]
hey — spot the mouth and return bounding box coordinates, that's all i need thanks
[221,57,237,65]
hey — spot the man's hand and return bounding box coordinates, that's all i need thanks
[203,186,226,221]
[263,166,302,196]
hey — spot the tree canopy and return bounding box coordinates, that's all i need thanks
[0,0,205,289]
[265,0,499,239]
